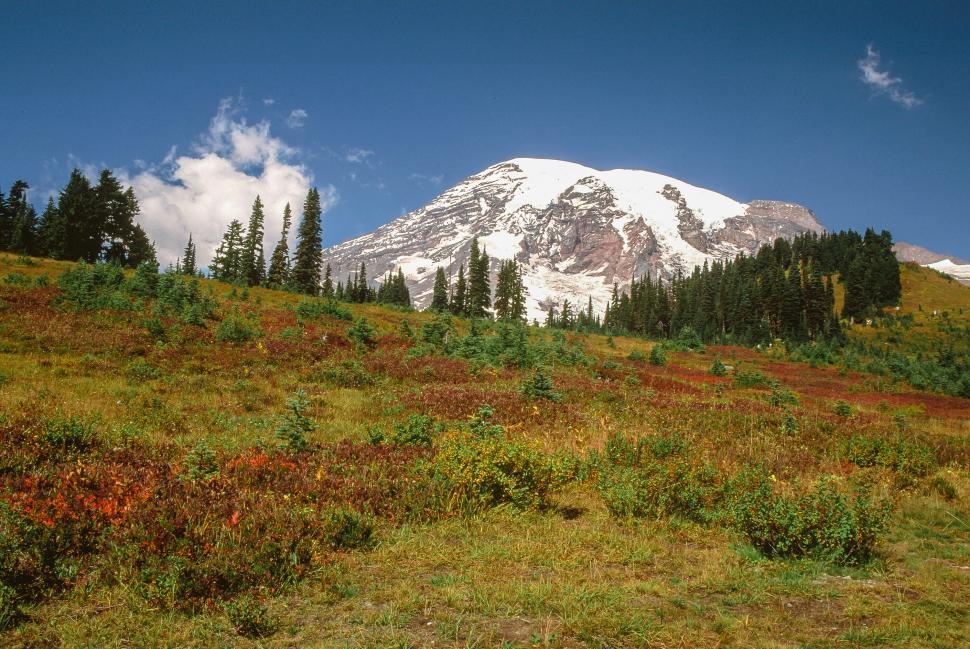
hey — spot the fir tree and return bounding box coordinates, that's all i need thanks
[266,202,292,287]
[241,195,266,286]
[466,237,491,317]
[291,188,323,295]
[321,264,334,298]
[430,267,449,311]
[210,219,246,282]
[3,180,37,255]
[180,233,197,275]
[52,169,97,261]
[450,264,467,316]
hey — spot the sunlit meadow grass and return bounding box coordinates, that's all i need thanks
[0,254,967,648]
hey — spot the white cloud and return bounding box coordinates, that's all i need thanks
[857,44,922,109]
[123,98,336,268]
[263,97,275,105]
[285,108,308,129]
[409,172,444,187]
[345,147,374,164]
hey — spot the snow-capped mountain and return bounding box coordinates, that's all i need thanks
[322,158,825,320]
[893,242,970,285]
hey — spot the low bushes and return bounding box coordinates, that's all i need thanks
[731,474,893,565]
[733,368,773,389]
[595,432,721,523]
[216,307,261,343]
[593,432,896,565]
[427,410,577,512]
[295,298,352,323]
[0,409,427,621]
[844,435,935,486]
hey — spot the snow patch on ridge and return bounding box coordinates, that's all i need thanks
[928,259,970,283]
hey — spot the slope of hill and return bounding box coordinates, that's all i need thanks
[894,242,970,285]
[0,254,967,648]
[323,159,825,320]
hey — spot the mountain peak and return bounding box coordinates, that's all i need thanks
[323,159,824,319]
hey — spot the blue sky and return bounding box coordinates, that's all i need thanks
[2,0,968,265]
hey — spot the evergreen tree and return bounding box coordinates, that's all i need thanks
[180,233,197,275]
[511,261,528,322]
[96,169,133,264]
[210,219,246,282]
[266,202,292,287]
[450,264,467,316]
[430,266,449,311]
[321,264,334,298]
[493,260,513,320]
[52,169,97,261]
[3,181,37,254]
[36,196,59,257]
[127,220,157,268]
[466,237,491,317]
[241,195,266,286]
[291,188,323,295]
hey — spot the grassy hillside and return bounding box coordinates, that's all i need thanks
[0,254,967,648]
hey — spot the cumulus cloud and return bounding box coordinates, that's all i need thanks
[344,147,374,164]
[857,44,922,109]
[285,108,308,129]
[124,98,336,268]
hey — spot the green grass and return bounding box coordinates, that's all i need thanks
[0,254,968,648]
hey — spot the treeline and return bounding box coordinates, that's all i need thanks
[205,193,414,308]
[546,229,901,345]
[0,171,156,267]
[423,237,528,322]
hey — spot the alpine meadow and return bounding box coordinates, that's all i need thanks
[2,2,969,648]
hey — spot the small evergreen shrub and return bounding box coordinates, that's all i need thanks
[347,317,376,349]
[127,261,159,298]
[627,349,645,362]
[216,308,260,343]
[768,387,799,408]
[780,411,800,435]
[421,312,454,348]
[223,595,276,638]
[181,440,219,482]
[673,325,704,351]
[709,358,727,376]
[733,369,772,388]
[295,299,352,323]
[56,262,131,311]
[390,414,438,447]
[648,345,667,366]
[142,315,166,339]
[275,389,314,452]
[468,405,504,438]
[521,368,561,402]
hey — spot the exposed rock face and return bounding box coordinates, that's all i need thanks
[894,242,970,285]
[893,241,969,266]
[322,158,826,320]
